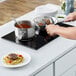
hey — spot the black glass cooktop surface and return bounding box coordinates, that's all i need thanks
[2,22,73,50]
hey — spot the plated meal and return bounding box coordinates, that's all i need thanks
[3,53,24,65]
[1,51,31,68]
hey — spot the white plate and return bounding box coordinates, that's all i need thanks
[1,51,31,68]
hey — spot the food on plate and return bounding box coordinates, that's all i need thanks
[8,53,18,60]
[3,53,24,65]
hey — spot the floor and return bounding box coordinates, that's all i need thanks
[0,0,76,25]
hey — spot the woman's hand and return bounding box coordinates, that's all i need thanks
[46,24,76,40]
[65,12,76,22]
[45,24,59,36]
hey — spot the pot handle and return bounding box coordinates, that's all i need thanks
[35,24,40,35]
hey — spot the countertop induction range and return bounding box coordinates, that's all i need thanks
[2,22,73,50]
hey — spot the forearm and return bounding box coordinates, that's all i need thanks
[55,26,76,40]
[56,12,76,39]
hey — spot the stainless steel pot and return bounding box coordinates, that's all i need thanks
[14,20,39,41]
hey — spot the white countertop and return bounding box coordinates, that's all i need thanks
[0,5,76,76]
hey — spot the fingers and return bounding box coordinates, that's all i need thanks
[64,12,76,22]
[45,24,56,36]
[45,25,51,35]
[45,26,49,34]
[47,31,50,35]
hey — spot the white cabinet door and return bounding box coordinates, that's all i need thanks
[55,47,76,76]
[61,65,76,76]
[35,64,53,76]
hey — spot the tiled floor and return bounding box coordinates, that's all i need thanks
[0,0,76,25]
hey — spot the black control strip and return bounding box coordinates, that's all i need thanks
[56,22,74,27]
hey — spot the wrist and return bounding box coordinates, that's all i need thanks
[53,25,61,35]
[53,25,68,35]
[73,12,76,20]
